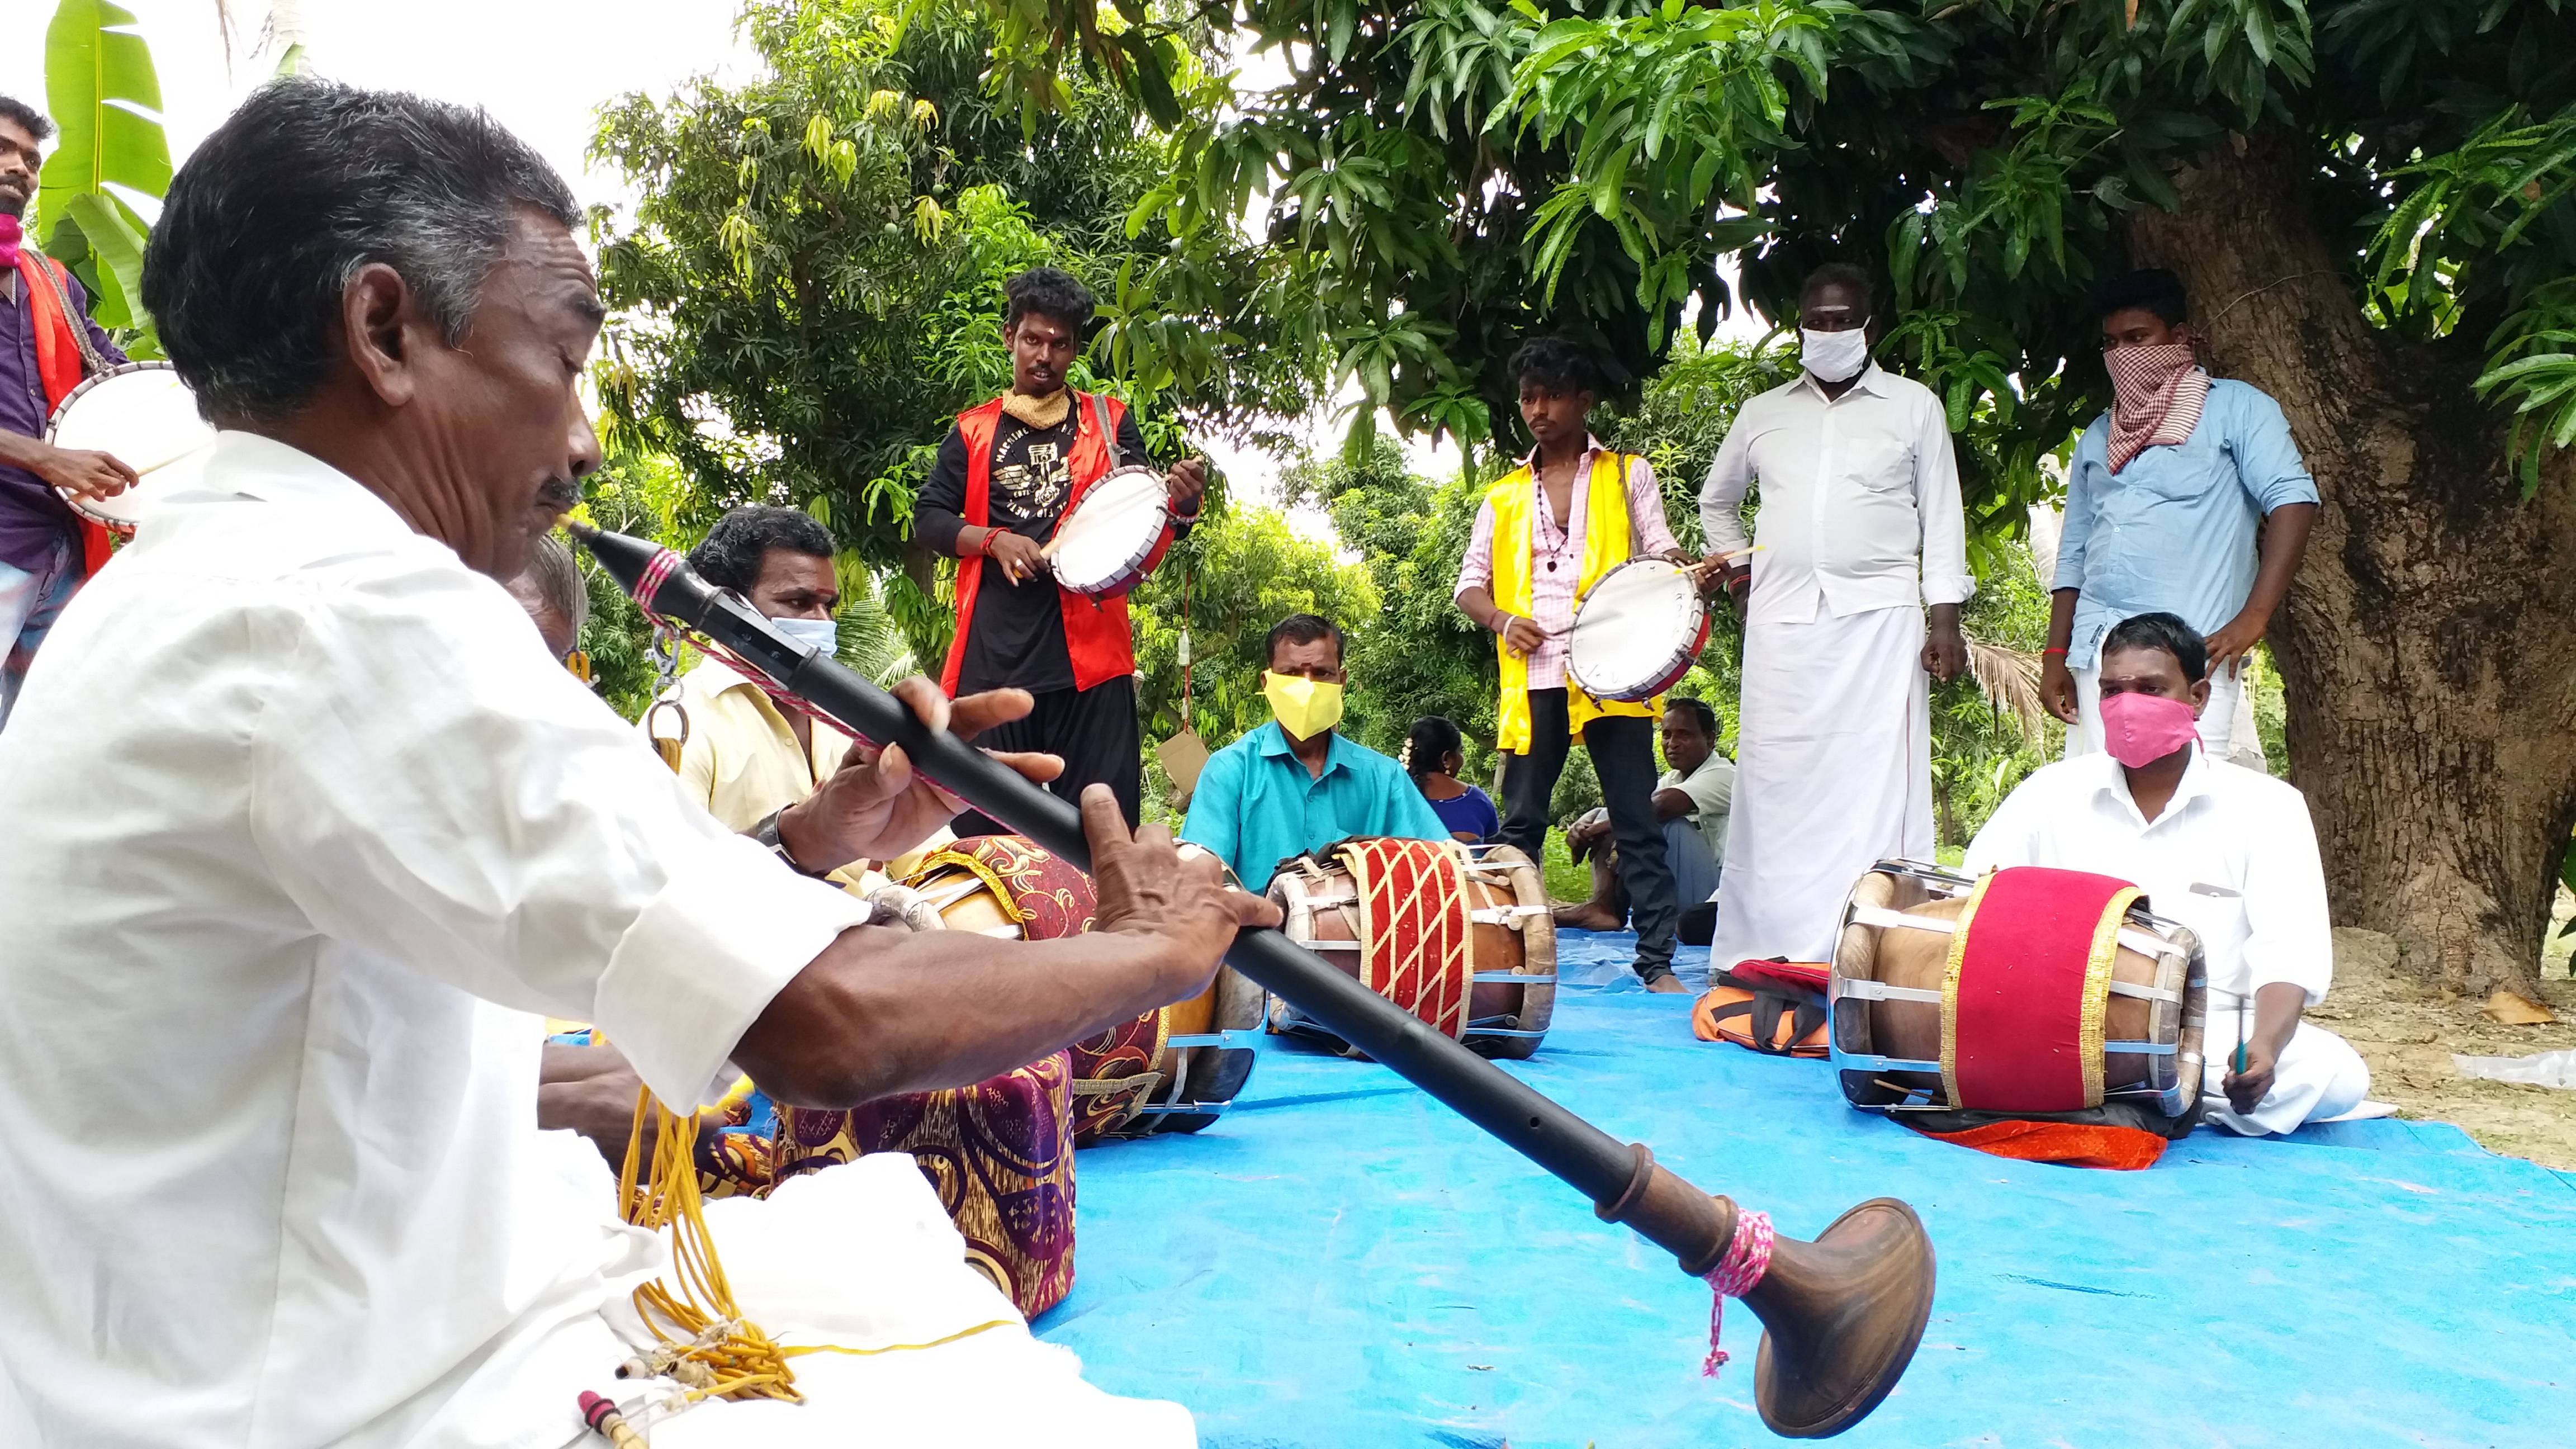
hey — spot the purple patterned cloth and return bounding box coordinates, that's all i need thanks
[1,268,127,572]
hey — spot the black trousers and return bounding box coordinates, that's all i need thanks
[950,675,1141,837]
[1499,689,1678,977]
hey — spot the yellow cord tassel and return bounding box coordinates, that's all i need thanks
[617,1087,803,1403]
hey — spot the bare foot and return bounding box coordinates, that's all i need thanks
[1642,973,1691,995]
[1554,904,1625,931]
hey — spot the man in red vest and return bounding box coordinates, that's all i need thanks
[0,96,134,727]
[912,266,1204,831]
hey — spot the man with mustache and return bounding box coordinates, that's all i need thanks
[911,266,1207,834]
[0,79,1268,1447]
[0,94,135,727]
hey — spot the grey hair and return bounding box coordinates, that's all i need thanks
[527,533,590,637]
[141,77,579,425]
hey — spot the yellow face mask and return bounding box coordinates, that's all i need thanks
[1262,670,1345,741]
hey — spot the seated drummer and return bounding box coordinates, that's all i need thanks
[1965,612,2371,1135]
[1180,613,1450,891]
[1556,697,1733,934]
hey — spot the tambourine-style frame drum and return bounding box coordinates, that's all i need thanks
[1268,838,1557,1060]
[1045,463,1169,597]
[901,835,1261,1142]
[1567,556,1711,703]
[1827,859,2207,1122]
[44,361,214,532]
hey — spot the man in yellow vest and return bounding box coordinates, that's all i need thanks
[1453,337,1696,992]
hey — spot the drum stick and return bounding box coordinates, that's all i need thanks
[571,523,1937,1438]
[130,434,216,478]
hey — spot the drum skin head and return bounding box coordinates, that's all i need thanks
[1569,557,1707,702]
[46,363,214,529]
[1051,465,1167,595]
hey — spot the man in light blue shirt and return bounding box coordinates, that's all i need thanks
[1180,614,1448,891]
[2041,269,2319,761]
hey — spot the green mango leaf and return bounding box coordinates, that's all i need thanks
[39,0,171,251]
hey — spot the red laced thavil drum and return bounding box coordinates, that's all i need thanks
[1044,464,1168,597]
[902,834,1261,1143]
[1827,859,2208,1123]
[44,361,214,531]
[1268,838,1557,1060]
[1567,556,1711,703]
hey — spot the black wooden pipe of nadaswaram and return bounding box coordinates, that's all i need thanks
[570,521,1939,1438]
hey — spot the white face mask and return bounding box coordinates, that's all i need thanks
[1800,324,1872,383]
[770,615,840,656]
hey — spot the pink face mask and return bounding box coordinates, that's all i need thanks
[2098,689,2199,768]
[0,214,20,269]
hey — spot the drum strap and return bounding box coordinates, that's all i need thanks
[1088,389,1124,469]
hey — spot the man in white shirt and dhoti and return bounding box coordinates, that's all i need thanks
[1699,263,1972,970]
[0,79,1272,1448]
[1966,613,2371,1135]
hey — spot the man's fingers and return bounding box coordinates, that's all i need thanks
[889,675,953,736]
[1077,782,1134,854]
[1227,887,1282,930]
[103,452,139,484]
[989,749,1063,784]
[948,686,1036,741]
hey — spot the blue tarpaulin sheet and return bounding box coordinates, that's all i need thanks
[1035,931,2576,1447]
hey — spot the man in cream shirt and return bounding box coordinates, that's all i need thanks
[1701,263,1972,969]
[0,79,1269,1448]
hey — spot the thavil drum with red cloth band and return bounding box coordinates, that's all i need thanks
[1567,556,1711,702]
[1268,839,1557,1059]
[901,834,1261,1143]
[1827,860,2208,1124]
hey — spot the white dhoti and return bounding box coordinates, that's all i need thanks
[2201,1016,2373,1137]
[596,1153,1194,1448]
[1711,605,1932,967]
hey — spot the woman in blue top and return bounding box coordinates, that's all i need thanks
[1403,716,1500,844]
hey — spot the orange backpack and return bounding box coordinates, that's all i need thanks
[1692,959,1831,1058]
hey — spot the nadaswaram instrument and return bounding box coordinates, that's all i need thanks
[572,522,1938,1439]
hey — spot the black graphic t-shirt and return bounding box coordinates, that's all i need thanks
[915,405,1151,694]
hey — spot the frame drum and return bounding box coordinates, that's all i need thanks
[1046,463,1168,597]
[44,362,214,531]
[1827,859,2207,1121]
[1567,557,1710,703]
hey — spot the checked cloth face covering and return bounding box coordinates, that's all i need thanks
[2104,342,2210,473]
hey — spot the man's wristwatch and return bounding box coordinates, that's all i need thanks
[751,807,834,879]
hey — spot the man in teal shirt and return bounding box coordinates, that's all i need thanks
[1181,614,1449,891]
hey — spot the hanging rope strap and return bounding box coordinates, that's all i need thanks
[1701,1209,1775,1378]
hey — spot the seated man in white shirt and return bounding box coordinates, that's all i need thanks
[0,78,1273,1448]
[1558,697,1734,932]
[1965,612,2370,1136]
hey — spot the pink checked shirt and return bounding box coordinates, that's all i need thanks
[1454,438,1679,689]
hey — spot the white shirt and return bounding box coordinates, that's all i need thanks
[1656,754,1735,866]
[1699,362,1974,626]
[0,434,869,1448]
[1963,747,2333,1008]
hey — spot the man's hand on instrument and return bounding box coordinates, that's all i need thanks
[778,678,1062,872]
[30,441,138,501]
[1921,604,1968,683]
[1086,784,1278,1003]
[1493,612,1549,657]
[1164,457,1208,515]
[2221,1046,2277,1117]
[980,528,1050,586]
[2039,652,2082,725]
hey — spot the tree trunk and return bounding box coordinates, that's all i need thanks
[2125,132,2576,1000]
